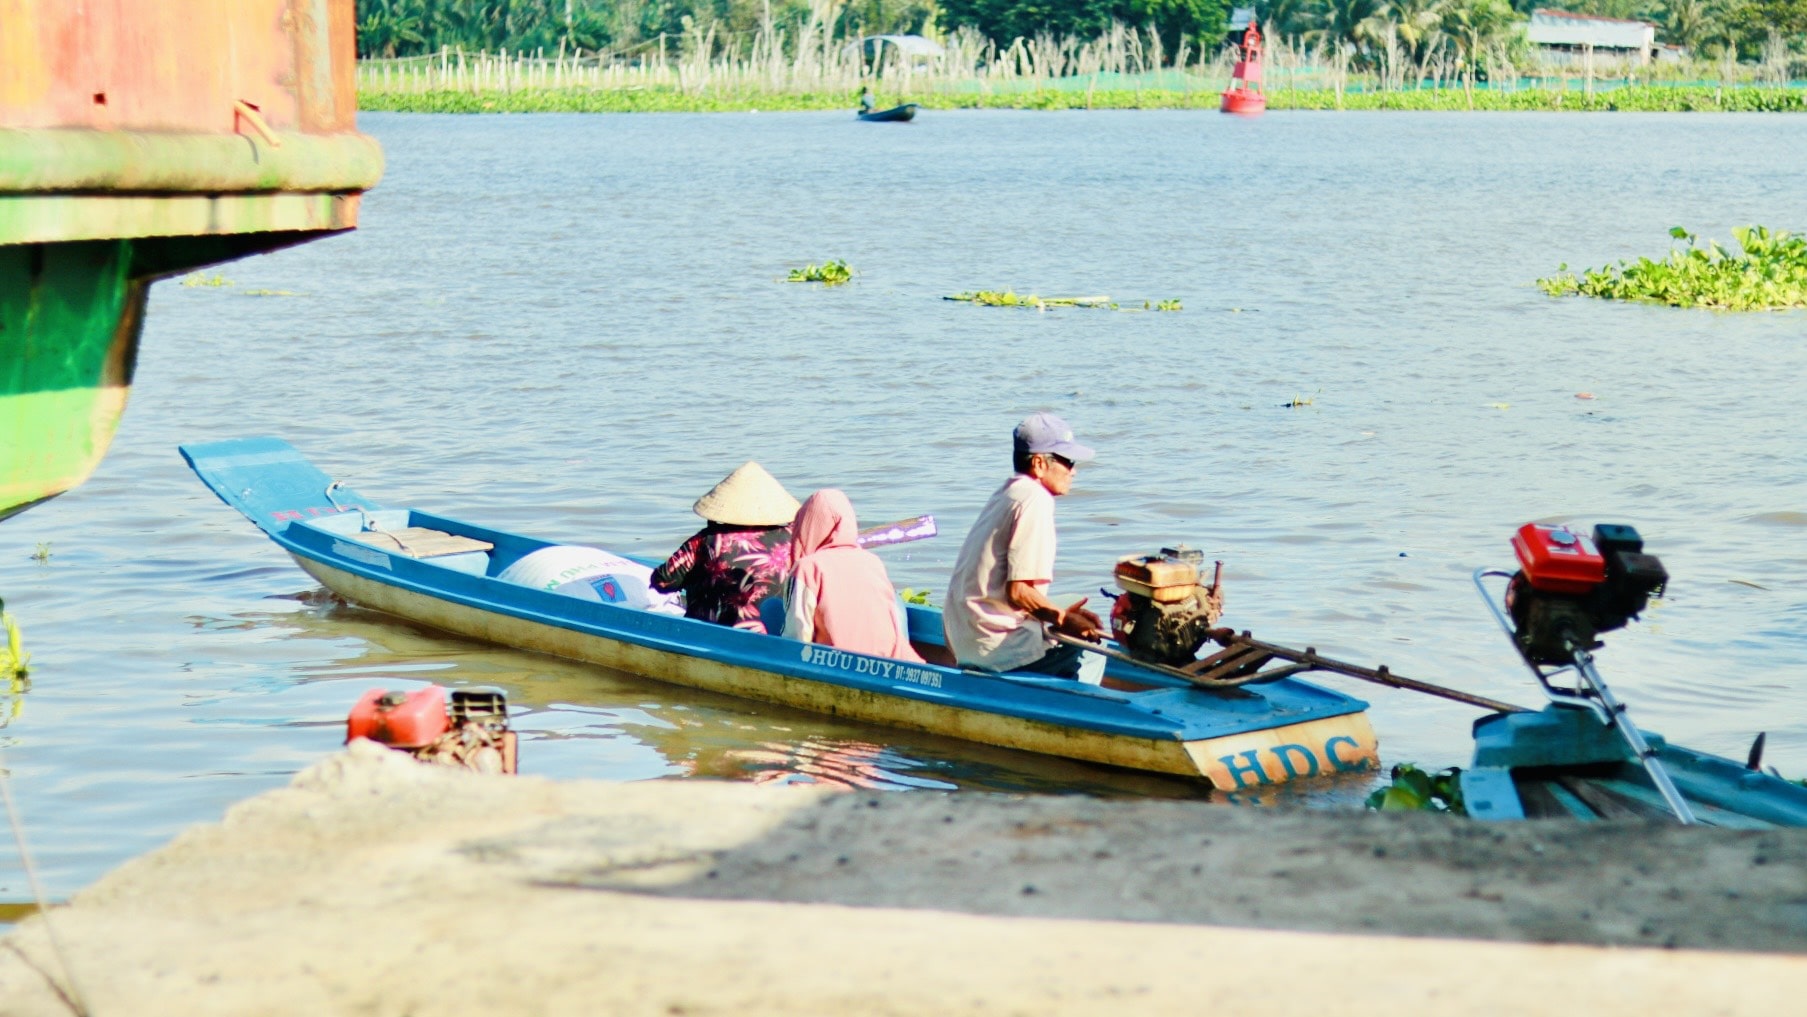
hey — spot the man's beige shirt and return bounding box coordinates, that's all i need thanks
[944,474,1057,671]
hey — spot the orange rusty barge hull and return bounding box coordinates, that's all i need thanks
[1,0,381,521]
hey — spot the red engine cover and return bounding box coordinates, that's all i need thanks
[346,686,449,749]
[1511,523,1606,594]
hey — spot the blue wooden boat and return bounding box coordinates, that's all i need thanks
[1460,706,1807,827]
[858,103,918,122]
[182,437,1378,789]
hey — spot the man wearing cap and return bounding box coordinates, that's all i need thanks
[943,412,1105,678]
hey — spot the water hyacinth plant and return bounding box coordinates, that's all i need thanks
[2,609,29,678]
[947,290,1111,308]
[787,260,853,285]
[1539,226,1807,310]
[1365,762,1466,815]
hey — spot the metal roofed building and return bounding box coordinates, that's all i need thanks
[846,34,946,71]
[1229,7,1256,44]
[1527,9,1659,68]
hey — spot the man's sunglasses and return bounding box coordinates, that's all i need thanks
[1047,454,1076,471]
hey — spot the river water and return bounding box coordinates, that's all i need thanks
[3,110,1805,909]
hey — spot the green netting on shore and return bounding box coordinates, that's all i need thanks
[358,84,1807,114]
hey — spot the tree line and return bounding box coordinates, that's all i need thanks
[352,0,1223,57]
[1261,0,1806,66]
[354,0,1807,65]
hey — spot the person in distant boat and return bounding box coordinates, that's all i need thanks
[943,412,1105,679]
[784,489,924,662]
[859,86,875,113]
[651,462,799,633]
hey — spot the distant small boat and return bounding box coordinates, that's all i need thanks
[858,103,919,123]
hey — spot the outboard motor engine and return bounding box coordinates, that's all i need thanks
[1477,522,1695,823]
[1504,523,1668,666]
[1109,546,1223,666]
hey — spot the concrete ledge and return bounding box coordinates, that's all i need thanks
[3,741,1803,1015]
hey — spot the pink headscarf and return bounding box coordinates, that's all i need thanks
[791,490,923,663]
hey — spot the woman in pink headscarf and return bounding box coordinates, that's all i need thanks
[783,489,924,663]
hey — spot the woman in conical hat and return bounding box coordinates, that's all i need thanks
[650,461,800,633]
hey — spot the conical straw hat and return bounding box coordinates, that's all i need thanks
[693,461,801,527]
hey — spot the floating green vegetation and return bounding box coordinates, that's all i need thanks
[899,588,935,606]
[947,291,1180,311]
[2,610,29,679]
[31,542,49,563]
[1539,226,1807,311]
[787,260,852,285]
[1365,763,1466,815]
[180,273,232,288]
[948,290,1110,308]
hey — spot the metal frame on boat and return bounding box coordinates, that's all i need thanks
[182,436,1378,790]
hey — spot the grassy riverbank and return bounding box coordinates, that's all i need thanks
[360,84,1807,114]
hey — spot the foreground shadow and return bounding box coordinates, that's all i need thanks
[500,787,1807,955]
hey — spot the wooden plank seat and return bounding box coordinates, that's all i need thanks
[347,526,493,559]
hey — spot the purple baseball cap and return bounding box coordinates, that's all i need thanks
[1012,411,1095,463]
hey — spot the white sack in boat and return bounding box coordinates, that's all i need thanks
[497,546,684,615]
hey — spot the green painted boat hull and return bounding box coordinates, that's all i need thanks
[0,240,146,522]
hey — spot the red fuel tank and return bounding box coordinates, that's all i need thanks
[1511,523,1606,594]
[347,686,450,749]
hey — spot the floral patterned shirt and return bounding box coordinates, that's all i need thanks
[650,523,793,633]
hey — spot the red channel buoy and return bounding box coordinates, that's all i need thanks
[1221,19,1266,116]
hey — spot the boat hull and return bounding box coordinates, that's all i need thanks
[1,1,379,522]
[295,552,1376,787]
[858,104,919,122]
[0,241,145,521]
[1461,705,1807,827]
